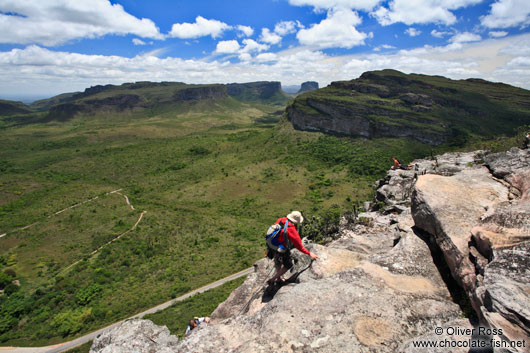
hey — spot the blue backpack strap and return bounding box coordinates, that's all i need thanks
[282,220,291,250]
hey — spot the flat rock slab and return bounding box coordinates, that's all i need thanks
[412,167,509,291]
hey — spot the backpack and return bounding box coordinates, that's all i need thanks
[265,220,291,253]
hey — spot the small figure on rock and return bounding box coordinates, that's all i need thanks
[524,132,530,149]
[265,211,318,286]
[391,157,415,170]
[185,316,210,336]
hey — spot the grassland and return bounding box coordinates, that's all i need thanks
[1,75,527,347]
[0,92,437,346]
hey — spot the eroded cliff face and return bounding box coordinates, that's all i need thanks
[91,147,529,353]
[286,70,530,146]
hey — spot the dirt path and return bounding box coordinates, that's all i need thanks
[0,188,125,238]
[0,267,254,353]
[62,210,147,272]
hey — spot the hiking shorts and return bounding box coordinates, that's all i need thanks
[267,246,293,270]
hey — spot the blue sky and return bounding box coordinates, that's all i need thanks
[1,0,530,100]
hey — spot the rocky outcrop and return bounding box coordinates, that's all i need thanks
[90,319,179,353]
[226,81,287,103]
[297,81,319,94]
[287,69,530,146]
[173,85,227,101]
[91,147,529,352]
[45,94,148,121]
[410,147,530,351]
[287,97,450,145]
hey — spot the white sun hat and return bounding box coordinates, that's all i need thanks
[287,211,304,224]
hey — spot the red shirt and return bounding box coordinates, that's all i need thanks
[275,217,311,255]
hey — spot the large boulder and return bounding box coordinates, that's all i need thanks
[90,319,179,353]
[411,148,530,351]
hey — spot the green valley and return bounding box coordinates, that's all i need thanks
[0,72,528,346]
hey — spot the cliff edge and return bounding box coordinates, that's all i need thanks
[90,146,529,353]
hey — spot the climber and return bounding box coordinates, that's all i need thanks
[185,316,210,335]
[266,211,318,286]
[391,157,414,170]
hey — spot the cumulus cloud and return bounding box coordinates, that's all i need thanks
[237,25,254,37]
[0,0,163,46]
[215,40,240,54]
[373,0,483,26]
[481,0,530,28]
[240,39,270,53]
[405,28,421,37]
[255,53,278,62]
[431,29,452,38]
[169,16,231,39]
[297,8,368,49]
[2,34,530,98]
[260,28,282,45]
[450,32,482,43]
[288,0,382,11]
[274,21,298,36]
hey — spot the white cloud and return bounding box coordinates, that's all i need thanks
[489,31,508,38]
[274,21,298,36]
[260,28,282,45]
[450,32,482,43]
[405,28,421,37]
[431,29,452,38]
[288,0,382,11]
[374,44,396,51]
[296,8,368,49]
[255,53,278,62]
[499,37,530,56]
[215,40,240,54]
[237,25,254,37]
[241,39,270,53]
[481,0,530,28]
[132,38,153,46]
[2,34,530,98]
[373,0,483,26]
[169,16,231,39]
[0,0,163,46]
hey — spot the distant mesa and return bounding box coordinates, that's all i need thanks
[287,69,530,146]
[29,80,289,122]
[297,81,319,94]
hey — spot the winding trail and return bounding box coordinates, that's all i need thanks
[0,267,254,353]
[0,189,124,238]
[62,210,147,272]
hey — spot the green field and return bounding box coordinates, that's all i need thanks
[0,77,527,346]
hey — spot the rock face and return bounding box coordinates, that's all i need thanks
[172,85,227,101]
[410,147,530,351]
[226,81,286,103]
[297,81,319,94]
[90,319,179,353]
[286,69,530,146]
[91,147,529,352]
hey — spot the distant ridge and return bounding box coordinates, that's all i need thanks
[287,69,530,146]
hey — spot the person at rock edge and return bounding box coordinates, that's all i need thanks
[266,211,318,285]
[391,157,414,170]
[185,317,210,335]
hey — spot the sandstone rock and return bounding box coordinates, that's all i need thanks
[90,319,179,353]
[170,200,464,353]
[411,167,509,295]
[477,241,530,349]
[297,81,319,93]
